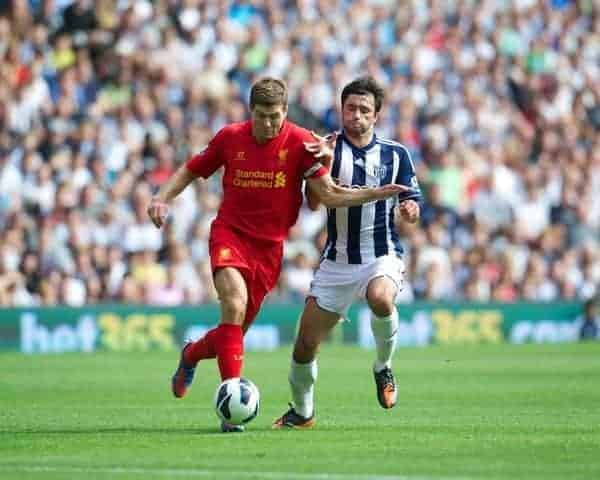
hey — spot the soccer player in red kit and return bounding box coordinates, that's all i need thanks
[147,77,411,432]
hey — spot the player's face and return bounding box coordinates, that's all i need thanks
[250,103,287,143]
[341,93,378,138]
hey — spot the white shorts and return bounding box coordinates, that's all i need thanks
[308,255,405,317]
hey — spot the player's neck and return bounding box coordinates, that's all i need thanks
[252,121,286,145]
[344,130,374,149]
[252,130,270,145]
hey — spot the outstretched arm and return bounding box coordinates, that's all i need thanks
[306,173,413,209]
[305,185,322,211]
[148,164,197,228]
[148,126,225,228]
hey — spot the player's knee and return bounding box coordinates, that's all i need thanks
[368,295,395,317]
[367,278,397,317]
[221,292,247,319]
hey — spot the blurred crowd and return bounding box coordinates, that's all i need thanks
[0,0,598,307]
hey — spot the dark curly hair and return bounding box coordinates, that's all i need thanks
[341,76,385,113]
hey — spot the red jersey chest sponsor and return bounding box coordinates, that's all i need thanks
[225,146,295,191]
[222,124,300,193]
[217,123,306,240]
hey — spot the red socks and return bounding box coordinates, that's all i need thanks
[184,324,244,381]
[184,327,218,363]
[214,324,244,380]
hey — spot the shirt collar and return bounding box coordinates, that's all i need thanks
[341,130,377,156]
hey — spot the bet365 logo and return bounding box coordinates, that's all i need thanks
[274,171,286,188]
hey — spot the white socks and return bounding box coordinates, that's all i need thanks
[288,359,317,418]
[287,310,398,417]
[371,309,399,373]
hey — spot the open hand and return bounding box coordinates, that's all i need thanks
[374,184,415,200]
[304,131,338,169]
[147,197,169,228]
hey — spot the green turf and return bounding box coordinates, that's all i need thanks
[1,343,599,480]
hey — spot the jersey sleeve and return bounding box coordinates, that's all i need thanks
[296,129,328,179]
[186,128,226,178]
[395,148,422,202]
[303,158,328,179]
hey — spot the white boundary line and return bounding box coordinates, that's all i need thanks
[0,465,470,480]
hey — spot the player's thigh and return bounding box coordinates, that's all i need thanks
[366,276,398,317]
[308,261,358,317]
[295,297,341,353]
[243,241,284,331]
[214,267,249,320]
[242,274,272,333]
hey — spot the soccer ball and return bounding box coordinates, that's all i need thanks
[214,377,260,425]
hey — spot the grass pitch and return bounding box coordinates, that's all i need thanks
[1,342,599,480]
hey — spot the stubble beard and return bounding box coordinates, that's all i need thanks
[344,122,372,140]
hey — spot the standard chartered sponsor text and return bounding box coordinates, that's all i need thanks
[234,169,285,188]
[235,169,274,179]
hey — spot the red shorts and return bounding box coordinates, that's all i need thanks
[209,221,283,329]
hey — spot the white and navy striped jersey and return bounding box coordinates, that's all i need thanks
[322,132,421,264]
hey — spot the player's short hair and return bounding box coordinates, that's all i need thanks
[341,76,385,113]
[249,77,288,109]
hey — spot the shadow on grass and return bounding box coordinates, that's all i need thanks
[0,426,220,435]
[1,424,342,436]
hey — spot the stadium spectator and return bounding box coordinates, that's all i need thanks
[0,0,597,307]
[578,298,599,341]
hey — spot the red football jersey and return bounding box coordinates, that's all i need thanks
[186,120,327,241]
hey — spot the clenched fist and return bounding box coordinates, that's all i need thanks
[397,199,419,224]
[147,197,170,228]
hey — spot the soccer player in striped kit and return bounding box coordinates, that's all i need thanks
[274,77,421,428]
